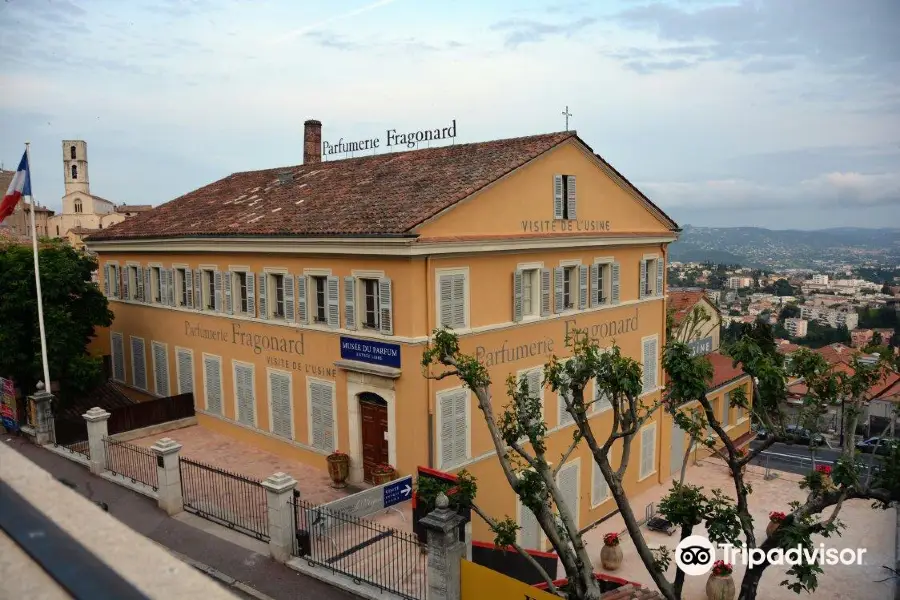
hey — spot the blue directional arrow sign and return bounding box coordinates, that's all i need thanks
[383,475,414,509]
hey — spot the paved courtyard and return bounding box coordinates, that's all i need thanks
[580,457,896,600]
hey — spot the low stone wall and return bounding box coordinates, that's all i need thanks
[110,416,197,443]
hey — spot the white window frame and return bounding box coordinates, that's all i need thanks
[435,386,471,470]
[641,334,660,396]
[149,263,163,304]
[517,261,543,321]
[306,377,338,451]
[639,422,658,481]
[201,353,223,413]
[151,341,170,397]
[129,335,147,391]
[126,262,140,301]
[267,367,295,440]
[264,268,289,321]
[199,264,218,311]
[642,253,660,298]
[173,263,189,308]
[105,261,120,299]
[174,346,194,395]
[435,267,470,331]
[232,360,257,426]
[593,256,614,307]
[228,265,252,316]
[555,458,581,528]
[591,458,611,508]
[353,270,386,331]
[304,268,333,327]
[559,259,581,313]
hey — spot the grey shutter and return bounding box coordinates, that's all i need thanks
[557,463,578,523]
[566,175,577,220]
[131,338,147,390]
[513,270,523,322]
[122,266,129,299]
[559,388,574,426]
[642,338,657,393]
[143,267,151,304]
[723,392,730,427]
[611,262,620,304]
[451,274,465,329]
[670,421,685,476]
[520,502,540,550]
[194,270,201,311]
[439,275,453,327]
[176,349,193,395]
[344,276,357,331]
[284,274,295,322]
[168,269,176,306]
[540,268,551,316]
[111,333,125,381]
[311,382,335,452]
[553,174,564,220]
[236,365,255,426]
[225,271,233,314]
[527,369,541,404]
[203,356,222,414]
[153,342,169,397]
[656,259,664,297]
[326,275,340,328]
[270,372,292,438]
[589,264,599,308]
[214,270,223,312]
[578,265,588,309]
[453,391,467,467]
[440,392,455,468]
[258,272,268,319]
[136,267,144,302]
[246,273,256,317]
[159,269,168,305]
[379,278,393,335]
[641,426,655,479]
[592,460,608,506]
[185,268,194,308]
[296,275,307,324]
[639,260,647,299]
[103,265,110,297]
[114,265,121,298]
[553,267,564,313]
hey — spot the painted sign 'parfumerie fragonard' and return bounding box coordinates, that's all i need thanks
[322,120,457,155]
[184,321,304,356]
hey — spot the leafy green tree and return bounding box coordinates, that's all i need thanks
[778,304,800,321]
[0,239,113,398]
[764,279,795,296]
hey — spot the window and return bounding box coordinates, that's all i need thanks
[591,262,611,307]
[130,337,147,391]
[438,271,467,329]
[562,266,576,310]
[234,272,250,314]
[176,348,194,395]
[269,274,285,319]
[361,278,380,329]
[558,359,576,427]
[71,165,78,180]
[268,370,293,439]
[438,388,469,469]
[313,276,328,324]
[203,270,215,310]
[592,460,610,507]
[176,268,188,307]
[127,266,139,300]
[111,332,125,382]
[151,267,162,303]
[104,263,119,299]
[234,362,256,427]
[556,461,579,526]
[74,198,82,213]
[553,174,577,220]
[640,423,657,480]
[152,342,169,397]
[642,336,658,394]
[517,367,544,433]
[309,379,336,453]
[202,355,223,415]
[70,145,76,159]
[513,268,541,321]
[640,257,663,299]
[518,499,541,550]
[56,226,59,236]
[722,392,731,427]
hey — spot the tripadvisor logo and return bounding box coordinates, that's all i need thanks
[675,535,867,576]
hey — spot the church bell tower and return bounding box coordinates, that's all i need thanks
[62,140,90,195]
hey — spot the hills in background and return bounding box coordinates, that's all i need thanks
[669,226,900,270]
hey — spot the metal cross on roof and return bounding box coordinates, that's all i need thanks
[562,106,572,131]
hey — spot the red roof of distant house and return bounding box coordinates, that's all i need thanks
[706,351,750,390]
[775,341,801,354]
[668,290,718,327]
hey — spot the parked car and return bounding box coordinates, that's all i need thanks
[855,437,895,456]
[780,425,826,447]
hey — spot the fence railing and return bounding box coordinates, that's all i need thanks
[179,457,269,541]
[292,496,427,600]
[103,437,158,490]
[107,393,194,435]
[53,439,91,460]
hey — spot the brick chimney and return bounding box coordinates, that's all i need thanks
[304,119,322,164]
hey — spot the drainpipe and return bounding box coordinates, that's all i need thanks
[425,254,435,469]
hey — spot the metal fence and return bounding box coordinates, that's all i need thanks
[750,450,883,480]
[179,457,269,541]
[103,437,158,490]
[52,439,91,460]
[292,496,427,600]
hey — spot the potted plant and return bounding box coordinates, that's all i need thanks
[326,450,350,488]
[600,532,623,571]
[706,560,735,600]
[372,463,397,485]
[767,511,786,537]
[814,464,833,487]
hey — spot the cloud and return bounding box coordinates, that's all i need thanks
[490,16,597,49]
[270,0,402,46]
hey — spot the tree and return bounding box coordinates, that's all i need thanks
[0,239,113,398]
[764,279,795,297]
[421,321,899,600]
[871,331,884,347]
[778,304,800,321]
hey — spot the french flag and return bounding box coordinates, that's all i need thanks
[0,150,31,225]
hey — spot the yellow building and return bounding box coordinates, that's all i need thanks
[87,121,746,543]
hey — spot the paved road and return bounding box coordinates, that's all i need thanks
[3,436,360,600]
[748,440,883,476]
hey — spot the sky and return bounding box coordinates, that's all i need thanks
[1,0,899,229]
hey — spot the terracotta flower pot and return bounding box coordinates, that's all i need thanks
[600,544,623,571]
[327,454,350,488]
[372,469,396,485]
[706,574,736,600]
[766,519,780,538]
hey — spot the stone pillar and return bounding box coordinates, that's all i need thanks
[29,391,55,444]
[262,472,298,563]
[83,407,111,475]
[151,438,183,515]
[420,493,466,600]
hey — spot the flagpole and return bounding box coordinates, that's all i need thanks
[25,142,52,392]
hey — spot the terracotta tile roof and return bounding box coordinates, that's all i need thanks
[22,201,54,214]
[88,130,678,241]
[814,343,857,365]
[600,584,663,599]
[706,351,750,390]
[775,341,801,354]
[668,290,717,326]
[114,204,153,213]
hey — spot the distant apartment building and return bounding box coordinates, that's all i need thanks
[799,305,859,330]
[728,276,752,289]
[851,329,874,348]
[811,274,829,285]
[785,318,808,338]
[706,290,721,304]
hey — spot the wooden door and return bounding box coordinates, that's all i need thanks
[360,396,388,483]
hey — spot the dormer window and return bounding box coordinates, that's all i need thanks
[71,165,78,180]
[70,145,76,159]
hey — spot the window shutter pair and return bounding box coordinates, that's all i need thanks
[235,365,255,426]
[111,333,125,381]
[269,372,292,439]
[258,272,268,319]
[143,268,152,304]
[578,265,588,309]
[611,262,620,304]
[540,269,551,316]
[176,349,193,395]
[203,356,222,414]
[642,337,658,393]
[440,390,468,469]
[214,271,223,312]
[552,174,576,220]
[656,260,664,297]
[296,276,307,324]
[310,381,335,453]
[512,270,523,323]
[326,276,340,328]
[185,269,194,308]
[639,260,648,299]
[224,271,233,315]
[553,267,564,313]
[589,264,600,308]
[153,342,169,397]
[439,274,466,329]
[131,337,147,390]
[246,273,256,317]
